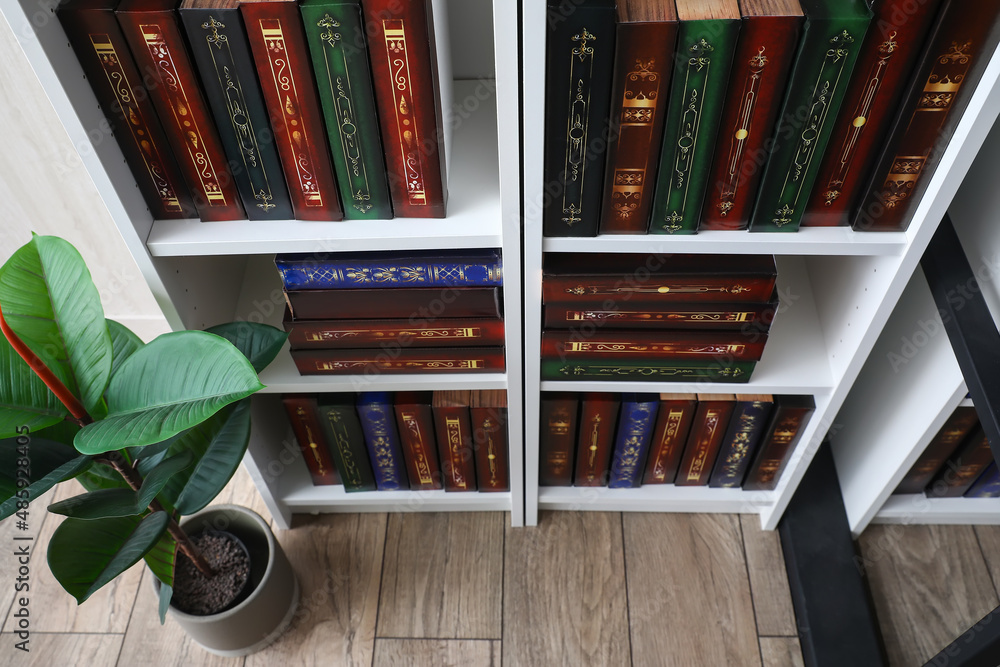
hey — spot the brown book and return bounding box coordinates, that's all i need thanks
[281,394,340,485]
[432,391,477,491]
[895,405,980,494]
[675,394,736,486]
[742,395,816,491]
[542,298,777,331]
[283,309,506,349]
[573,393,621,487]
[598,0,679,234]
[541,330,767,361]
[284,286,503,320]
[290,347,505,375]
[641,393,698,485]
[926,427,995,498]
[393,391,443,490]
[539,393,579,486]
[470,390,510,492]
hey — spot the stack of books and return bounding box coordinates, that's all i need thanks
[539,392,815,490]
[540,254,777,382]
[278,249,506,375]
[283,390,510,492]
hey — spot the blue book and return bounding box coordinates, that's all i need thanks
[709,397,775,488]
[965,463,1000,498]
[275,249,503,290]
[356,392,409,490]
[607,394,660,489]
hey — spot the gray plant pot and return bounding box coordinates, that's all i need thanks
[153,505,299,657]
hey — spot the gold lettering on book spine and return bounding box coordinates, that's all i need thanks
[649,408,686,481]
[445,417,467,489]
[400,411,434,485]
[717,47,768,217]
[383,20,426,205]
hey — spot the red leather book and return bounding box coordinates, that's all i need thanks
[432,391,476,491]
[281,394,340,484]
[572,393,620,487]
[700,0,803,230]
[539,392,579,487]
[284,286,503,320]
[470,390,510,492]
[801,0,945,226]
[541,331,767,361]
[116,0,245,221]
[361,0,447,217]
[542,297,778,331]
[393,391,443,490]
[597,1,678,234]
[291,347,505,375]
[742,395,815,491]
[927,427,995,498]
[283,309,505,349]
[240,0,344,220]
[641,393,698,485]
[896,405,980,494]
[675,394,736,486]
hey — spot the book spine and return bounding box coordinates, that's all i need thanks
[573,395,619,487]
[301,0,394,219]
[285,286,502,320]
[241,2,344,221]
[282,396,340,485]
[276,255,503,289]
[542,303,775,330]
[362,0,447,217]
[641,398,697,485]
[597,20,677,234]
[394,402,443,490]
[742,400,816,491]
[542,275,776,304]
[895,405,979,494]
[116,10,245,221]
[676,400,736,486]
[471,405,510,492]
[541,359,755,383]
[965,463,1000,498]
[541,332,766,361]
[748,10,873,232]
[708,399,775,488]
[648,18,740,235]
[539,395,578,486]
[356,397,409,490]
[607,395,659,488]
[927,429,995,498]
[433,404,477,491]
[801,0,945,227]
[286,317,506,349]
[291,347,505,374]
[316,400,377,492]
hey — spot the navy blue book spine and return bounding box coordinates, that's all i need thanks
[356,392,409,490]
[965,463,1000,498]
[276,249,503,289]
[607,393,660,489]
[709,399,775,488]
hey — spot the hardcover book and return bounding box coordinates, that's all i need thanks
[59,0,195,220]
[641,393,697,485]
[607,393,660,488]
[179,0,294,219]
[597,0,679,234]
[240,0,345,220]
[356,392,409,490]
[393,391,443,490]
[300,0,393,219]
[895,405,979,494]
[573,392,620,487]
[647,0,741,235]
[708,394,774,488]
[926,427,995,498]
[282,394,340,485]
[742,395,816,491]
[361,0,447,217]
[116,0,246,220]
[284,311,505,350]
[676,394,736,486]
[316,393,377,492]
[541,331,767,362]
[541,359,756,382]
[965,463,1000,498]
[539,392,579,486]
[747,0,873,233]
[432,391,477,491]
[470,390,510,492]
[700,0,804,230]
[284,286,503,320]
[542,0,617,237]
[291,347,505,375]
[542,299,777,331]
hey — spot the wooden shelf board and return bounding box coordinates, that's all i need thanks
[874,495,1000,525]
[282,485,512,513]
[537,485,771,513]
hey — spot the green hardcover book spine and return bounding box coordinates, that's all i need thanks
[649,18,741,235]
[748,2,872,232]
[301,0,393,219]
[541,359,755,382]
[316,396,378,492]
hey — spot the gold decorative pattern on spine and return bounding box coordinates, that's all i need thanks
[383,19,426,205]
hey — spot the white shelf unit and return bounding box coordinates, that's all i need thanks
[2,0,524,528]
[831,116,1000,536]
[521,0,1000,528]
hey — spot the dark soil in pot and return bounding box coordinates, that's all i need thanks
[171,530,251,615]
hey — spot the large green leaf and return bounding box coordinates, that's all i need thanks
[107,319,144,379]
[0,236,112,416]
[0,336,69,437]
[74,331,264,455]
[0,437,90,520]
[75,461,130,493]
[206,322,287,373]
[144,532,177,624]
[47,511,169,603]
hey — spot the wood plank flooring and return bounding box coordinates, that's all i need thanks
[1,468,996,667]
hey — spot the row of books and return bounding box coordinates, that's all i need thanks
[277,250,506,375]
[894,405,1000,498]
[283,391,510,492]
[539,392,815,490]
[60,0,447,223]
[544,0,1000,236]
[540,254,777,382]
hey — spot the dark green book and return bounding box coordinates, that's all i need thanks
[301,0,393,219]
[748,0,872,232]
[541,359,755,382]
[315,394,377,492]
[649,0,742,235]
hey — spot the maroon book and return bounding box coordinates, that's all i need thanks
[284,286,503,320]
[240,0,344,220]
[802,0,945,226]
[539,393,579,487]
[641,393,698,485]
[700,1,803,230]
[432,391,476,491]
[542,298,777,331]
[743,395,816,491]
[597,2,678,234]
[675,395,736,487]
[281,394,340,485]
[393,391,443,490]
[573,393,620,487]
[283,309,505,349]
[541,331,767,361]
[291,347,505,375]
[116,0,245,221]
[927,427,995,498]
[362,0,447,217]
[471,390,510,492]
[896,406,980,494]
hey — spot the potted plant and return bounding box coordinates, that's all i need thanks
[0,234,297,656]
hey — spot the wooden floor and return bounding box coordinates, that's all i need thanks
[1,470,997,666]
